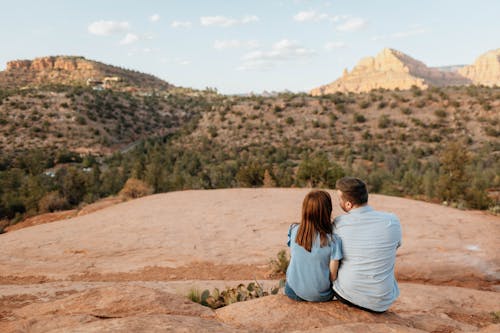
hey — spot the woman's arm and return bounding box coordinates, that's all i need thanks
[329,260,339,281]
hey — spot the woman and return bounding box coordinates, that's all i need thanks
[285,190,342,302]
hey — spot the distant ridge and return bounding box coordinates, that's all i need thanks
[458,48,500,86]
[310,48,471,95]
[0,55,173,91]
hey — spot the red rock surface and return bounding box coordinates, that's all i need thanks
[0,189,498,332]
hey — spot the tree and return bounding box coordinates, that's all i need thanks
[236,161,264,187]
[57,167,87,206]
[263,169,276,188]
[437,142,468,203]
[296,154,344,188]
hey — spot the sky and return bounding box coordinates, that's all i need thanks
[0,0,499,94]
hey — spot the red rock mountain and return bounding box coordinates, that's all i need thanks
[311,48,500,95]
[458,48,500,86]
[0,56,172,91]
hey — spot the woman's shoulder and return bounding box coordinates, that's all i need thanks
[331,233,342,244]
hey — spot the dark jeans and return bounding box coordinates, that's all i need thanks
[332,289,385,314]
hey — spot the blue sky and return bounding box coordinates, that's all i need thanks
[1,0,499,94]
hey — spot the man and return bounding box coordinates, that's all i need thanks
[332,177,402,312]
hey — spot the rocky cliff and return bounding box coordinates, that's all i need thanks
[458,49,500,86]
[0,56,172,91]
[311,48,471,95]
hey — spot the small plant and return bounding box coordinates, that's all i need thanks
[269,249,290,275]
[434,109,447,118]
[353,113,366,123]
[401,107,412,115]
[188,280,284,309]
[491,311,500,323]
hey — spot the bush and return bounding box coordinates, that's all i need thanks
[353,113,366,123]
[359,100,371,109]
[38,191,70,213]
[434,109,447,118]
[269,249,289,275]
[378,115,391,129]
[119,178,153,199]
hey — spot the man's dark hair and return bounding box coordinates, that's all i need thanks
[335,177,368,205]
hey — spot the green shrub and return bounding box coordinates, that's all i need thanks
[188,280,284,309]
[378,115,391,129]
[434,109,447,118]
[353,113,366,123]
[38,191,70,213]
[269,249,289,275]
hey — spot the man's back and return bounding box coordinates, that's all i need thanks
[333,205,402,312]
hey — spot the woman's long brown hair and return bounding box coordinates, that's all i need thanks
[296,190,333,252]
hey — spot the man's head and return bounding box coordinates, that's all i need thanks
[335,177,368,212]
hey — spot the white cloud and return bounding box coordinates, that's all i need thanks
[200,15,259,27]
[171,20,192,28]
[214,39,259,49]
[239,39,316,71]
[119,33,139,45]
[150,14,160,22]
[242,15,259,24]
[336,17,367,32]
[88,20,130,36]
[293,10,328,22]
[324,41,346,50]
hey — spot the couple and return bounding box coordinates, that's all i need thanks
[285,177,402,313]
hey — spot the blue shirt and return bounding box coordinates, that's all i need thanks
[332,205,402,312]
[286,224,343,302]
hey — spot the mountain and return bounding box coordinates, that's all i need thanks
[458,48,500,86]
[310,48,472,95]
[0,55,173,91]
[0,56,215,154]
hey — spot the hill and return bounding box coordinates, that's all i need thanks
[0,56,172,91]
[311,48,500,94]
[0,189,499,332]
[0,56,218,154]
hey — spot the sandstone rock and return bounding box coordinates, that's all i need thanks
[0,189,499,332]
[216,295,413,331]
[292,323,426,333]
[31,57,55,71]
[215,284,500,332]
[5,60,31,71]
[311,48,471,94]
[1,56,172,91]
[54,57,78,71]
[46,315,241,333]
[458,49,500,86]
[5,314,239,333]
[3,285,220,333]
[13,284,214,319]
